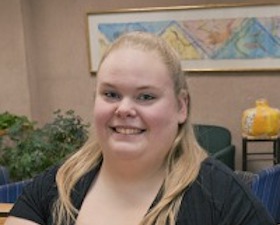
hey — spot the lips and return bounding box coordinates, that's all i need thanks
[111,126,145,135]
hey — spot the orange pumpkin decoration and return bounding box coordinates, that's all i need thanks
[242,99,280,137]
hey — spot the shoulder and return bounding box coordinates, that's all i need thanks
[193,157,254,205]
[9,164,60,224]
[9,163,100,224]
[186,157,246,203]
[25,164,60,199]
[177,157,275,224]
[199,156,239,184]
[32,164,59,184]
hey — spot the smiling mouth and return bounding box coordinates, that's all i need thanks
[111,127,145,135]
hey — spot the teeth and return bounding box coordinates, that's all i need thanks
[115,127,143,135]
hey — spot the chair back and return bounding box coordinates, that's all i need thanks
[193,124,235,170]
[0,179,32,203]
[251,165,280,223]
[0,167,9,186]
[193,124,231,154]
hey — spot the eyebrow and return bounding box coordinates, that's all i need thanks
[98,82,115,88]
[99,82,160,91]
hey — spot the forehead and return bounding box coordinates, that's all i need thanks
[97,48,173,87]
[100,47,161,68]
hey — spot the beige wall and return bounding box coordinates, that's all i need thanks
[1,0,280,171]
[0,0,31,117]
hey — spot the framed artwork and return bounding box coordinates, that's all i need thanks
[87,3,280,73]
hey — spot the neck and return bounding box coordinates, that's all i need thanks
[99,157,165,192]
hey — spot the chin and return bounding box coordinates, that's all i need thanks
[109,145,145,160]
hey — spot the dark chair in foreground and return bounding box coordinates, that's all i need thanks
[251,165,280,224]
[193,124,235,170]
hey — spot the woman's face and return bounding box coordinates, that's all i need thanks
[93,47,187,165]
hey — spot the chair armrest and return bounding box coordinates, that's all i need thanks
[212,145,235,170]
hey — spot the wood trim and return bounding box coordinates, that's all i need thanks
[0,204,13,215]
[0,204,13,225]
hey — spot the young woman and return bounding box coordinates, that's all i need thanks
[5,32,275,225]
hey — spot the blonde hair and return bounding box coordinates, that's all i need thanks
[53,31,207,225]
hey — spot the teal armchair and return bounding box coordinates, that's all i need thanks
[193,124,236,170]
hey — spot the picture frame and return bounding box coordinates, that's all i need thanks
[86,3,280,73]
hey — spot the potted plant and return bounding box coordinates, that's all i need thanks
[0,112,35,161]
[0,110,90,181]
[0,112,34,136]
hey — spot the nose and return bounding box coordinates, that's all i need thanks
[115,98,136,119]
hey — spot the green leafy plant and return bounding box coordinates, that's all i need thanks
[0,112,35,159]
[0,112,34,134]
[0,110,90,181]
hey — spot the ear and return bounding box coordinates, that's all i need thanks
[177,90,188,124]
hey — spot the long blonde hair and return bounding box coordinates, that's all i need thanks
[53,32,207,225]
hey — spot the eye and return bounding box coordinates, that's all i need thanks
[103,91,120,100]
[137,94,156,101]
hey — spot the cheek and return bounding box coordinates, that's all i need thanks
[93,99,113,128]
[143,104,180,155]
[144,103,179,130]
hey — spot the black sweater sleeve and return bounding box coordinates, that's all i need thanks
[9,165,59,225]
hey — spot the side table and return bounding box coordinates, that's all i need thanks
[242,134,280,171]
